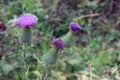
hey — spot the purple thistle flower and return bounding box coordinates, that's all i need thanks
[0,22,7,31]
[100,67,105,72]
[53,38,65,49]
[17,14,38,28]
[86,67,92,72]
[69,22,81,32]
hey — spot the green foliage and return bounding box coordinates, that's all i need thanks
[2,64,13,75]
[91,51,113,68]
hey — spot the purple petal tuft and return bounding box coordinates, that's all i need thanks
[69,22,81,32]
[17,14,38,28]
[53,38,65,49]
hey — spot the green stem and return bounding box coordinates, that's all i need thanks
[22,43,27,80]
[43,66,53,80]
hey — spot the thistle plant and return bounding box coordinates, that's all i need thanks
[42,38,65,65]
[17,13,38,43]
[42,22,81,65]
[42,38,64,80]
[17,13,38,80]
[62,22,82,47]
[41,22,82,79]
[17,13,38,57]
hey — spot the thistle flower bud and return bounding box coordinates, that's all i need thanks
[61,31,73,47]
[21,27,31,43]
[53,38,64,50]
[42,48,58,65]
[61,22,82,47]
[69,22,81,33]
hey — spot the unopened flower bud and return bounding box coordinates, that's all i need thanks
[61,31,73,47]
[61,22,82,47]
[42,48,58,65]
[69,22,81,33]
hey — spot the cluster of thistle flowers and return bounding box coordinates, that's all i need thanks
[1,13,82,65]
[42,22,82,65]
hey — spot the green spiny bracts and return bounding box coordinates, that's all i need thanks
[21,27,32,43]
[42,47,58,65]
[61,31,73,47]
